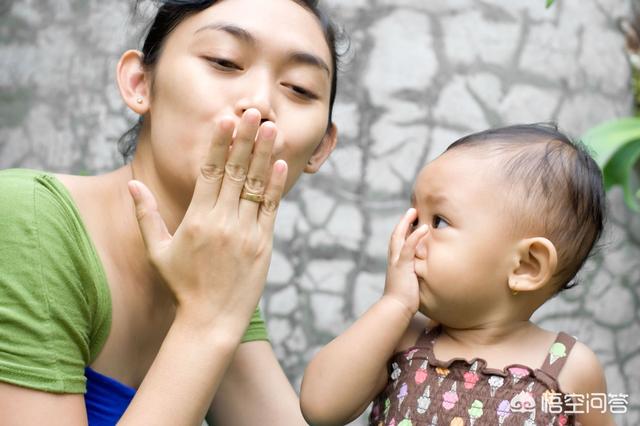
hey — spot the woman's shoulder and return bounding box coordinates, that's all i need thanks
[0,167,50,195]
[0,169,111,394]
[0,168,70,210]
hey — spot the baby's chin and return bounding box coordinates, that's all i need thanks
[417,301,435,321]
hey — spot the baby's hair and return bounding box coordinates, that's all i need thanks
[445,123,606,292]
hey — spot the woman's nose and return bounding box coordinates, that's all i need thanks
[235,72,276,123]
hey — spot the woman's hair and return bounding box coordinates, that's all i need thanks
[445,123,607,292]
[119,0,342,160]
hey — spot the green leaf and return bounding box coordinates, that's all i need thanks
[602,139,640,212]
[546,0,555,8]
[581,117,640,167]
[581,117,640,212]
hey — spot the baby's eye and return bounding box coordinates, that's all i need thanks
[411,217,419,229]
[432,215,449,229]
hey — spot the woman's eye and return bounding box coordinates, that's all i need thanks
[286,84,318,100]
[206,57,242,71]
[432,215,449,229]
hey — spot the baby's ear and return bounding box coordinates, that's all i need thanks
[508,237,558,294]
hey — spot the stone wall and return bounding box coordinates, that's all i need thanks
[1,0,637,424]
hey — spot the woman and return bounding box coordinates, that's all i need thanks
[0,0,339,424]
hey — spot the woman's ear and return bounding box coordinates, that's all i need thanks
[508,237,558,294]
[116,50,150,115]
[304,123,338,173]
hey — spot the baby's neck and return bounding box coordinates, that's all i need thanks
[440,320,536,348]
[433,320,552,370]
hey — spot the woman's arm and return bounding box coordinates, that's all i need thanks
[300,211,429,426]
[119,111,287,425]
[206,341,307,426]
[0,314,244,426]
[0,111,287,425]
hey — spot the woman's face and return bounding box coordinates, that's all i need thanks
[139,0,335,206]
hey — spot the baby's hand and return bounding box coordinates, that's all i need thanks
[383,208,428,317]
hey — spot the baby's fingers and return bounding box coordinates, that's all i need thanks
[389,208,417,259]
[128,180,171,258]
[399,224,428,261]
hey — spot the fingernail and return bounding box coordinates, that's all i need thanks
[261,123,276,139]
[128,181,140,199]
[244,108,261,123]
[274,160,287,173]
[218,117,235,131]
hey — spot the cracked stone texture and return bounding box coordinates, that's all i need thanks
[1,0,638,424]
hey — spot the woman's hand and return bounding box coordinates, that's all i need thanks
[383,208,428,318]
[127,108,287,333]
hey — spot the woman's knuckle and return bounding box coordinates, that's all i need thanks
[260,197,279,214]
[200,164,224,182]
[224,163,247,182]
[244,176,265,193]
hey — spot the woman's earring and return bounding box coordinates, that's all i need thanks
[136,97,143,104]
[511,281,519,296]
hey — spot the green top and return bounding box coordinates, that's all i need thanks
[0,169,267,394]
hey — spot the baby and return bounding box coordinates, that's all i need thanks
[300,124,614,426]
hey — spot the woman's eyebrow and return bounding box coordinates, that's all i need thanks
[194,22,330,76]
[287,51,330,76]
[195,22,256,46]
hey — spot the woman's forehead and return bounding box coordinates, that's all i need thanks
[169,0,331,62]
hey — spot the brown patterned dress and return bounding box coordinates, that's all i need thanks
[369,326,579,426]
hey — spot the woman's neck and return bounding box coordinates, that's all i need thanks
[129,151,190,236]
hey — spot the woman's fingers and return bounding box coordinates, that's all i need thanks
[128,180,171,258]
[239,122,277,222]
[217,109,262,211]
[190,116,235,210]
[258,159,288,233]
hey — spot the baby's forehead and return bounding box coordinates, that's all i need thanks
[417,148,505,184]
[412,150,510,201]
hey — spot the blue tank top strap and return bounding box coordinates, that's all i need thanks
[84,367,136,425]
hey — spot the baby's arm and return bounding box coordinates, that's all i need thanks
[559,341,616,426]
[300,209,428,426]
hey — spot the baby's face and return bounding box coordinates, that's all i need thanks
[411,150,522,327]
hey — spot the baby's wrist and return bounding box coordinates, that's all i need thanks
[379,294,416,324]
